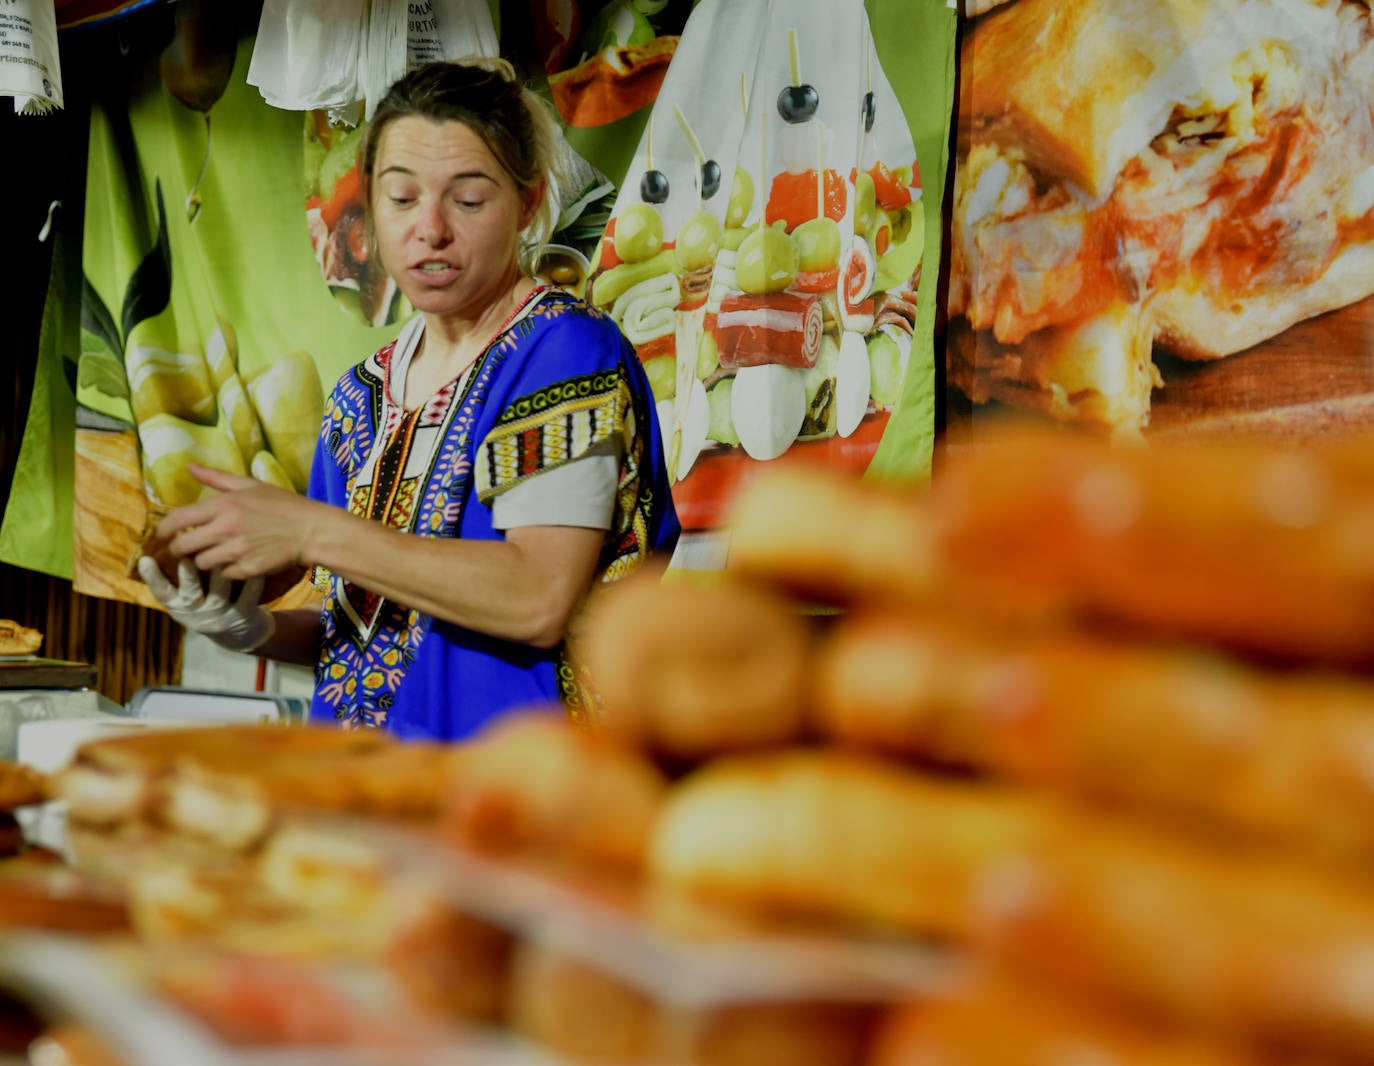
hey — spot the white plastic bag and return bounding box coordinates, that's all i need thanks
[0,0,62,115]
[359,0,500,120]
[247,0,369,117]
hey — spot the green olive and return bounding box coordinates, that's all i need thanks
[853,172,877,237]
[792,217,841,273]
[677,209,720,272]
[735,225,797,294]
[614,204,664,264]
[892,165,914,188]
[696,332,719,380]
[644,354,676,402]
[888,206,912,246]
[725,166,754,229]
[720,227,750,252]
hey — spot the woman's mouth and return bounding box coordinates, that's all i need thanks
[411,260,458,283]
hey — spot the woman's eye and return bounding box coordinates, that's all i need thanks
[387,195,415,207]
[455,198,483,210]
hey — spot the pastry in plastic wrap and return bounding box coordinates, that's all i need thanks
[443,712,668,872]
[814,609,1374,870]
[648,750,1051,940]
[575,571,813,760]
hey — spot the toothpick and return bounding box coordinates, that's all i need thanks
[788,28,801,88]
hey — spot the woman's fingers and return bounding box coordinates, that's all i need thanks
[187,462,258,493]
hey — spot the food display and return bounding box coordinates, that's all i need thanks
[14,426,1374,1063]
[587,1,926,531]
[950,0,1374,438]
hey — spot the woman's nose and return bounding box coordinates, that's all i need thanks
[417,200,451,245]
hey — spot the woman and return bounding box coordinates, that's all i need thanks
[139,59,679,741]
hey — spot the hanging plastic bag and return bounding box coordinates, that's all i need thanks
[247,0,369,118]
[0,0,63,114]
[358,0,499,120]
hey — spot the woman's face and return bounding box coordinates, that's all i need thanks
[369,115,538,323]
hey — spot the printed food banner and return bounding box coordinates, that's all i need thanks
[56,33,397,606]
[0,0,955,597]
[590,0,947,560]
[950,0,1374,443]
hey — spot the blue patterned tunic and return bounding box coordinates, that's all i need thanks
[305,289,680,740]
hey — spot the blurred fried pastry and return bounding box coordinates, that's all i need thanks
[506,940,658,1063]
[931,427,1374,667]
[0,761,48,811]
[722,465,936,607]
[384,900,514,1024]
[815,610,1374,869]
[648,750,1051,940]
[977,815,1374,1062]
[0,863,128,934]
[870,973,1268,1066]
[576,571,813,759]
[56,724,455,851]
[507,940,878,1066]
[443,712,668,871]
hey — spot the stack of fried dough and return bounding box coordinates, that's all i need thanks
[51,723,464,959]
[550,424,1374,1066]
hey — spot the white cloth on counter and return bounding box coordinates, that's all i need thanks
[248,0,499,123]
[0,0,63,114]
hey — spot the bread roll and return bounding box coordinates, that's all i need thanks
[508,940,878,1066]
[575,570,813,759]
[815,609,1374,869]
[384,900,513,1024]
[444,712,668,871]
[870,974,1266,1066]
[977,815,1374,1061]
[721,464,936,608]
[506,939,658,1062]
[0,762,49,812]
[930,427,1374,667]
[648,751,1051,940]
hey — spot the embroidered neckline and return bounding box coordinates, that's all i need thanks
[390,284,553,413]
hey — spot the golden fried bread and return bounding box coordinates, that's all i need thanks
[575,570,813,759]
[0,761,49,811]
[443,712,667,872]
[0,619,42,656]
[977,815,1374,1061]
[814,610,1374,869]
[930,427,1374,667]
[721,464,936,607]
[871,975,1269,1066]
[647,751,1052,940]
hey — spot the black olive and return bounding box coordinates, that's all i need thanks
[861,91,876,133]
[777,84,819,124]
[700,159,721,199]
[640,169,670,203]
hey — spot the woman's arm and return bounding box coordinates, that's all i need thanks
[256,607,326,666]
[161,464,605,649]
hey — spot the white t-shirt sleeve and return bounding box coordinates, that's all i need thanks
[490,435,624,531]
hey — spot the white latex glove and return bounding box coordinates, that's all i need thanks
[137,557,276,654]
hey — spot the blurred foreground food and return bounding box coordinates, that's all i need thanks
[8,424,1374,1064]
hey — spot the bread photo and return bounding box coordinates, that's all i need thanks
[951,0,1374,434]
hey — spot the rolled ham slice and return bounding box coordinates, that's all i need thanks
[715,292,824,370]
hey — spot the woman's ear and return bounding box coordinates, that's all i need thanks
[519,178,547,231]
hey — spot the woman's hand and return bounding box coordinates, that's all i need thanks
[156,463,334,580]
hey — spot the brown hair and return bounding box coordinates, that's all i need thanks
[358,57,563,272]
